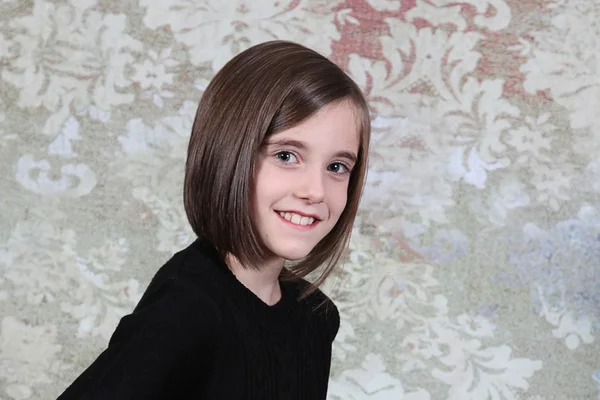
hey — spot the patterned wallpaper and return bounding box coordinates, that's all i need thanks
[0,0,599,399]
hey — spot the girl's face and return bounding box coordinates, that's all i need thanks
[251,101,360,263]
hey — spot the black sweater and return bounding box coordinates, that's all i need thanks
[57,239,340,399]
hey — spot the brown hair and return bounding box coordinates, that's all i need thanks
[184,40,370,297]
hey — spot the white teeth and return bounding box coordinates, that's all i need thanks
[277,211,316,226]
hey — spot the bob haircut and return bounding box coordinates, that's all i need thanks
[184,40,370,297]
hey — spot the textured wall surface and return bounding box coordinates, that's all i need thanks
[0,0,599,399]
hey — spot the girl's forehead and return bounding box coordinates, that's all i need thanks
[277,103,361,143]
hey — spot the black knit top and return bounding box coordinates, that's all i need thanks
[58,239,340,399]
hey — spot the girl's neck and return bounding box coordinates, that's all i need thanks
[226,254,285,306]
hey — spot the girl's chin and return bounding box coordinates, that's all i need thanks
[268,245,314,262]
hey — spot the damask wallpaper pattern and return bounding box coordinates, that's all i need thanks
[0,0,599,399]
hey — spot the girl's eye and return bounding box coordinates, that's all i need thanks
[275,151,297,163]
[328,162,351,174]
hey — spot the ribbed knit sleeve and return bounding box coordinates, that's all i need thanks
[327,302,341,343]
[57,278,222,399]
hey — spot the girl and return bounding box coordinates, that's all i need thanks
[58,40,371,399]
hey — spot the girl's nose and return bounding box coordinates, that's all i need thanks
[295,169,325,204]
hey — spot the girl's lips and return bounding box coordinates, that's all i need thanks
[274,211,319,230]
[275,210,322,221]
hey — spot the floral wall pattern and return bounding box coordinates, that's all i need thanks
[0,0,599,399]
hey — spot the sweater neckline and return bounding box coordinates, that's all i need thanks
[190,239,301,320]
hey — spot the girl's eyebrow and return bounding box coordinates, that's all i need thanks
[266,138,308,151]
[266,138,358,164]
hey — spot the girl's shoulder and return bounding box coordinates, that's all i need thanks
[128,241,228,330]
[290,278,341,343]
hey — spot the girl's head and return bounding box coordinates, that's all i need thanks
[184,40,370,292]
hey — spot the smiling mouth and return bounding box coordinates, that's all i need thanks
[275,211,319,227]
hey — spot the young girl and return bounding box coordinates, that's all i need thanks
[58,40,371,399]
